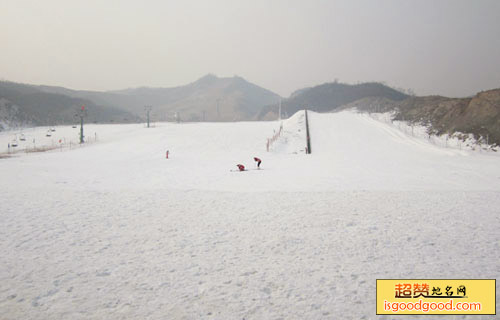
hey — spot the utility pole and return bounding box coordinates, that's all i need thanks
[145,106,152,128]
[278,98,282,121]
[216,98,221,120]
[78,105,87,144]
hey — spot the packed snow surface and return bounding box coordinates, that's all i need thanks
[1,110,499,319]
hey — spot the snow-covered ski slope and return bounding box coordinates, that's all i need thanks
[2,110,499,192]
[1,110,499,319]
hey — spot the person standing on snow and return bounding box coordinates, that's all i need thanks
[254,157,262,168]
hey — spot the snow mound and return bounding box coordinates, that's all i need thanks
[268,110,307,154]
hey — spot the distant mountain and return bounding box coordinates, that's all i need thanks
[37,74,281,122]
[0,82,138,131]
[8,74,498,148]
[343,89,500,146]
[0,74,280,129]
[257,82,408,119]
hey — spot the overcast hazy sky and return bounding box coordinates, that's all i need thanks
[1,0,499,97]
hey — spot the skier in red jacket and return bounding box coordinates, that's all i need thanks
[237,164,245,171]
[254,157,262,168]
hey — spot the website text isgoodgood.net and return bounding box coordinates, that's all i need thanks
[383,299,481,313]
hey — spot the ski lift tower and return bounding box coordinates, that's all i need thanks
[145,106,153,128]
[77,105,87,144]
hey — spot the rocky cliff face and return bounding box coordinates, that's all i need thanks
[344,89,500,145]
